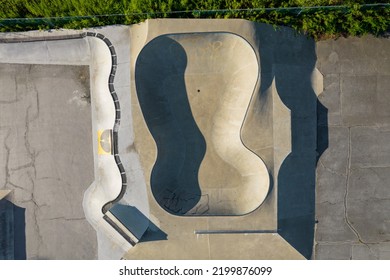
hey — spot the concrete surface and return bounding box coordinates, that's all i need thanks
[81,27,150,259]
[82,31,134,256]
[0,27,151,259]
[1,20,388,260]
[124,233,304,260]
[135,32,269,215]
[0,28,148,259]
[0,63,96,259]
[125,19,318,259]
[315,35,390,260]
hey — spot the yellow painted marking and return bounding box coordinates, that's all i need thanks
[98,129,112,155]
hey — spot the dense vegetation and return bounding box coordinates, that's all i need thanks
[0,0,389,39]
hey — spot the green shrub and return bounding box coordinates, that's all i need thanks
[0,0,389,40]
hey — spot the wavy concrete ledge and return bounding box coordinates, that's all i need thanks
[1,32,132,251]
[135,32,269,216]
[80,33,135,248]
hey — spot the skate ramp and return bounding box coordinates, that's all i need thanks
[135,33,269,216]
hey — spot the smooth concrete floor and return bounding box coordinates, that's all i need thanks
[0,64,97,259]
[315,35,390,260]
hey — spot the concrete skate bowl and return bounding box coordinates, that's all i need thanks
[135,32,269,216]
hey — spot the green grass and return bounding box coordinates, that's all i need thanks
[0,0,389,40]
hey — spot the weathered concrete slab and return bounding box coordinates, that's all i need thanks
[315,201,357,242]
[341,75,390,126]
[317,36,390,76]
[351,127,390,168]
[0,31,90,65]
[347,167,390,243]
[316,34,390,260]
[352,243,390,260]
[317,74,341,126]
[316,165,346,205]
[315,40,340,75]
[315,243,352,260]
[317,126,349,174]
[0,63,96,259]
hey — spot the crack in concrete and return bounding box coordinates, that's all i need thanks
[344,127,361,241]
[361,244,379,260]
[37,177,73,210]
[45,42,51,61]
[316,241,357,245]
[10,162,35,171]
[318,159,347,177]
[26,170,44,254]
[43,216,85,221]
[318,200,339,206]
[1,57,95,258]
[3,128,12,189]
[0,72,21,104]
[349,197,390,203]
[8,182,26,190]
[22,75,43,256]
[344,127,378,259]
[316,240,390,245]
[0,99,20,104]
[258,145,274,150]
[326,124,382,128]
[37,176,71,187]
[8,181,33,202]
[338,73,342,124]
[355,165,390,169]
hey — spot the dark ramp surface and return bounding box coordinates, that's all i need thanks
[0,199,26,260]
[135,37,206,215]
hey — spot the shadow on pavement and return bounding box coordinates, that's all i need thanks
[255,24,328,259]
[0,199,26,260]
[109,204,167,243]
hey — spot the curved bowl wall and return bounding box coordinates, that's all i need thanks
[135,32,269,216]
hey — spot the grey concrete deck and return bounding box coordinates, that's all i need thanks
[315,35,390,260]
[0,64,96,259]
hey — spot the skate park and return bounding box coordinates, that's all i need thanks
[1,19,389,260]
